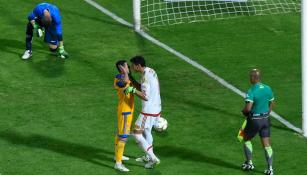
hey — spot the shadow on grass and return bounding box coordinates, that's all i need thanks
[155,145,263,174]
[167,92,241,119]
[155,145,239,169]
[0,38,25,56]
[25,54,65,78]
[0,38,47,56]
[0,130,116,169]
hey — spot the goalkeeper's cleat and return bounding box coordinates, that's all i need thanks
[242,161,255,171]
[144,157,160,169]
[113,155,130,161]
[22,50,32,60]
[264,169,274,175]
[114,163,129,172]
[135,155,150,163]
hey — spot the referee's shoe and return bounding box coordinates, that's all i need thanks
[242,161,254,171]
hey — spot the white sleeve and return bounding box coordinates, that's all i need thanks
[141,75,151,98]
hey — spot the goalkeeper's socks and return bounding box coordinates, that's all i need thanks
[264,146,273,168]
[244,141,253,163]
[115,140,126,163]
[25,34,32,51]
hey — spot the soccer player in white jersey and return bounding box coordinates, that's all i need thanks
[124,56,161,168]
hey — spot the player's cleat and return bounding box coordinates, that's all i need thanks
[114,163,129,172]
[135,155,150,163]
[264,169,274,175]
[241,161,255,171]
[21,50,32,60]
[113,155,130,161]
[144,157,160,169]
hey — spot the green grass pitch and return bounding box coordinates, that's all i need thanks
[0,0,306,175]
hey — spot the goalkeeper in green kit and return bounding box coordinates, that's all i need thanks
[22,3,69,59]
[240,69,274,175]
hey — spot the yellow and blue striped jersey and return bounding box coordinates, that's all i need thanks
[114,74,134,113]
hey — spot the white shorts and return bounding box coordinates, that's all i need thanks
[134,114,160,131]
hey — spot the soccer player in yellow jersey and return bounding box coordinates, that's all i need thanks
[113,60,145,172]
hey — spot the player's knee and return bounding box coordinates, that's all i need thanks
[49,44,58,50]
[49,47,58,53]
[118,134,129,142]
[132,132,142,142]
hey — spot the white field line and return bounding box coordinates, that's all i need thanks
[84,0,303,134]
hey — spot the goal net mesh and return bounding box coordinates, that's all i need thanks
[140,0,301,27]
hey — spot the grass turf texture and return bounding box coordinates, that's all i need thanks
[0,0,305,175]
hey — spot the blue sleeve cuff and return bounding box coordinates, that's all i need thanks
[28,12,35,21]
[116,81,125,88]
[57,34,63,41]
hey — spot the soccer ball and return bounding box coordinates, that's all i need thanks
[154,117,168,132]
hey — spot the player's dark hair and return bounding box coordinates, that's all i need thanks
[115,60,127,73]
[130,56,146,67]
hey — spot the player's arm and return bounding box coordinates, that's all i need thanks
[242,90,254,117]
[269,101,274,113]
[268,89,274,113]
[123,86,148,101]
[124,79,149,101]
[129,73,141,90]
[28,11,40,36]
[53,13,68,58]
[242,101,253,117]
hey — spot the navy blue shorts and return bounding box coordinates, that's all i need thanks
[44,27,59,46]
[244,117,270,139]
[35,19,59,46]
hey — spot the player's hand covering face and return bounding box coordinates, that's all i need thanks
[119,63,130,74]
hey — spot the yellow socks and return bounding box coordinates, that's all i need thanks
[115,140,126,163]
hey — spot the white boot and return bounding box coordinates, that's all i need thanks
[145,157,160,169]
[135,155,150,162]
[114,163,130,172]
[22,50,32,60]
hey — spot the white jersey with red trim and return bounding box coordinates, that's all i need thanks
[141,67,161,115]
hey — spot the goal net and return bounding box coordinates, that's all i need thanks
[134,0,301,28]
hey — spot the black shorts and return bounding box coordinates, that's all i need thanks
[244,117,270,139]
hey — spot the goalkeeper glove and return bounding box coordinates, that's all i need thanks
[58,45,69,59]
[33,23,43,38]
[124,86,136,95]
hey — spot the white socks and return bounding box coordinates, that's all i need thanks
[134,133,157,160]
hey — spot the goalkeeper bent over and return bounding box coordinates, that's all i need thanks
[22,3,68,60]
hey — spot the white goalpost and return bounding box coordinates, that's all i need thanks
[303,0,307,137]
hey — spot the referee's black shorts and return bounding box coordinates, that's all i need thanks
[244,116,270,139]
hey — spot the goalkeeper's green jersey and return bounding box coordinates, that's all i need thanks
[245,83,274,115]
